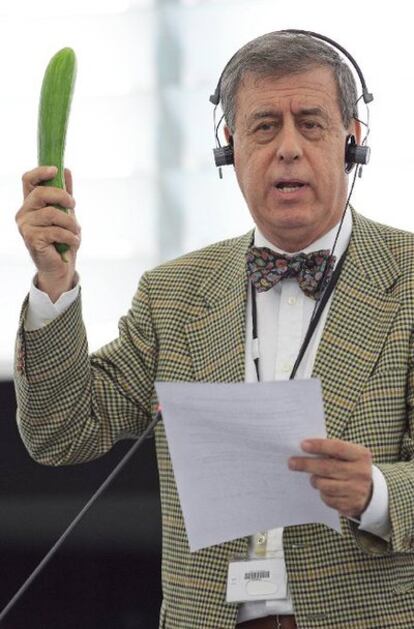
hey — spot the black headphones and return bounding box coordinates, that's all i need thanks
[210,29,373,176]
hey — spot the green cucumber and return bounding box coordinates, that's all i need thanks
[37,47,77,262]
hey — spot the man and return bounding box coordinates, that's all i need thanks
[14,31,414,628]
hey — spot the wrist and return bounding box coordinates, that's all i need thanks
[360,479,374,516]
[36,269,76,303]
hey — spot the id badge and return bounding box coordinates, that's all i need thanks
[226,557,287,603]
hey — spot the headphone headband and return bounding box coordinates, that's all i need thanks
[210,28,373,107]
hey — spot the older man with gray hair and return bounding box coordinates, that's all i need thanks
[15,30,414,628]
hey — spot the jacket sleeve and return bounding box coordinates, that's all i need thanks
[14,272,158,466]
[376,346,414,555]
[349,331,414,557]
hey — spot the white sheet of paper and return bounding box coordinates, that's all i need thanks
[155,379,340,552]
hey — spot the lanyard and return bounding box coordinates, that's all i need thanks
[251,249,348,382]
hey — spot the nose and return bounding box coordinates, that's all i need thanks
[276,120,303,163]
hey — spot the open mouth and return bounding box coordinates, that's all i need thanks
[275,180,307,193]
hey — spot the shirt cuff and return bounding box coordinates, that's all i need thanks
[24,273,80,331]
[356,465,391,541]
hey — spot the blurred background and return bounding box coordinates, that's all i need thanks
[0,0,412,626]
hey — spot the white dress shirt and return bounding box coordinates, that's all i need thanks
[25,212,390,623]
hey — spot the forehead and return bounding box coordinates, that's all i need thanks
[235,66,342,122]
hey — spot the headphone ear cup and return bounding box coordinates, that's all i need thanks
[213,144,234,167]
[344,134,356,173]
[345,134,371,174]
[213,135,234,167]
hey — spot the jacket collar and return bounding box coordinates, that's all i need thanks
[197,231,253,310]
[346,208,401,290]
[196,208,401,306]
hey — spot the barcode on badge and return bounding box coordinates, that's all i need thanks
[244,570,270,581]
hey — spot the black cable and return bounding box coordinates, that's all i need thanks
[307,163,358,328]
[251,285,260,381]
[288,248,348,380]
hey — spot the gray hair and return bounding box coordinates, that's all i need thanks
[220,31,358,133]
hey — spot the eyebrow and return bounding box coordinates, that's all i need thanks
[298,107,329,119]
[248,110,281,123]
[247,107,329,124]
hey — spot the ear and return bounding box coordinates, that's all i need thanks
[350,118,362,145]
[224,125,233,145]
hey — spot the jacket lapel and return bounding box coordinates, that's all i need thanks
[185,232,252,384]
[313,211,401,438]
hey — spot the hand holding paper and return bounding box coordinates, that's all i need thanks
[289,437,373,518]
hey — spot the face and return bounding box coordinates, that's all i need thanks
[226,66,360,251]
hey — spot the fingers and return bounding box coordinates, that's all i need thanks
[309,474,373,518]
[28,206,80,235]
[17,168,77,233]
[16,196,78,240]
[23,185,76,212]
[17,205,80,251]
[287,439,373,519]
[310,475,351,496]
[17,166,80,276]
[24,225,81,252]
[288,440,372,481]
[22,165,57,199]
[300,438,371,463]
[288,456,351,479]
[22,166,75,201]
[319,494,360,517]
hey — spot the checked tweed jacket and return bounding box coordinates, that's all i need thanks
[14,211,414,628]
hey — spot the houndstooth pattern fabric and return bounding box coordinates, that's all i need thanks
[14,210,414,628]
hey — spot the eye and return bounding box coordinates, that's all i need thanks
[299,120,325,138]
[304,121,319,128]
[254,121,276,133]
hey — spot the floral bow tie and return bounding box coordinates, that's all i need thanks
[246,246,336,300]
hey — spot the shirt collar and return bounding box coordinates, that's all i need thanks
[254,208,353,259]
